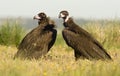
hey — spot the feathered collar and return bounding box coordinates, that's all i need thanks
[63,17,74,27]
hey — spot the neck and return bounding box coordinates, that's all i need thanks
[63,16,69,22]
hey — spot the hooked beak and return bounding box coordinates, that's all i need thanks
[33,15,41,20]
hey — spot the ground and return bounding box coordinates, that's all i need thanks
[0,45,120,76]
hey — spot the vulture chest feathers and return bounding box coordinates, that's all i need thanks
[62,17,112,60]
[14,16,57,59]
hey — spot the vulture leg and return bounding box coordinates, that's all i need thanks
[74,50,83,60]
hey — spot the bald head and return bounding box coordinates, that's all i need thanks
[59,10,69,18]
[33,12,47,20]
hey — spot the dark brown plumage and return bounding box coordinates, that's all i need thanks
[59,10,112,60]
[14,12,57,59]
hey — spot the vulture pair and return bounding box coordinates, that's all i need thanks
[14,11,112,60]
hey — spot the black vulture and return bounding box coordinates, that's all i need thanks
[59,10,112,60]
[14,12,57,59]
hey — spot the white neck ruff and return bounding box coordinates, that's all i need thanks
[65,16,69,22]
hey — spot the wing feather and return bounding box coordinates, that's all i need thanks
[62,28,111,60]
[15,24,57,59]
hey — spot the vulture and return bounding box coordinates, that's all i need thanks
[59,10,112,60]
[14,12,57,59]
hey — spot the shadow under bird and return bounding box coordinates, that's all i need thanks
[14,12,57,59]
[59,10,112,60]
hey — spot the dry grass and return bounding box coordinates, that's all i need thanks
[0,44,120,76]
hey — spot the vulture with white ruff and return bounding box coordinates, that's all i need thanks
[59,10,112,60]
[14,12,57,59]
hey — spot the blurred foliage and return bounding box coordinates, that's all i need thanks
[0,19,26,46]
[83,19,120,50]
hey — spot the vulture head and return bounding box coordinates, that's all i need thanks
[59,10,69,22]
[33,12,47,24]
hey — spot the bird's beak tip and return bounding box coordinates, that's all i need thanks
[33,15,41,20]
[33,17,36,20]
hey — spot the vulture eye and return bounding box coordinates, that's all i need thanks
[59,13,65,18]
[38,13,46,18]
